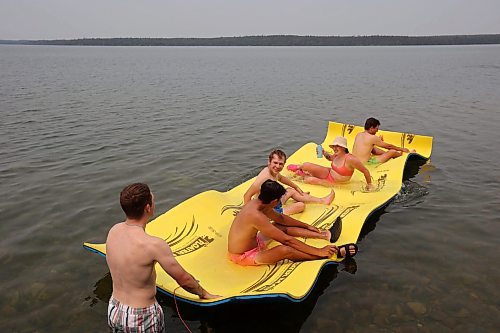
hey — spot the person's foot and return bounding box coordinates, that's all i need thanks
[336,243,358,258]
[321,190,335,205]
[328,216,342,242]
[287,164,305,176]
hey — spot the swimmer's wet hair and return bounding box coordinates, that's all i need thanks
[258,180,287,204]
[120,183,152,219]
[268,149,287,163]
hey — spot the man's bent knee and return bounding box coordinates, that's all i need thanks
[390,150,402,158]
[277,245,295,258]
[284,202,305,215]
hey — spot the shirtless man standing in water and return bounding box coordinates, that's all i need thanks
[353,117,414,164]
[106,183,219,332]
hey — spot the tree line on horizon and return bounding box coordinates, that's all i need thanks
[1,34,500,46]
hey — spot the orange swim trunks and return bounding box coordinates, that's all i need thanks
[228,234,268,266]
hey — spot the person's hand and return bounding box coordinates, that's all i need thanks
[319,245,338,258]
[403,148,410,153]
[296,187,304,194]
[308,225,320,233]
[365,183,375,192]
[201,290,222,299]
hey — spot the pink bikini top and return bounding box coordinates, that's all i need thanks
[331,154,354,177]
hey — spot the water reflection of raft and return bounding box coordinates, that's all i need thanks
[84,121,433,306]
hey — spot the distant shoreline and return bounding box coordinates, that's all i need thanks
[1,34,500,46]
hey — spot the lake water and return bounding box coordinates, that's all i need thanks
[1,45,499,332]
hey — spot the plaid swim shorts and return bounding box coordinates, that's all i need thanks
[108,296,165,333]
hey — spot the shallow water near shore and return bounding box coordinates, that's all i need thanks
[1,45,499,332]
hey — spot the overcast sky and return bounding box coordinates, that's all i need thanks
[1,0,499,40]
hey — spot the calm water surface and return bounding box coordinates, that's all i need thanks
[1,45,499,332]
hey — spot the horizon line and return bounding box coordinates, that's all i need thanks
[2,33,500,41]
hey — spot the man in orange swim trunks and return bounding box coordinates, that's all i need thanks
[228,180,358,266]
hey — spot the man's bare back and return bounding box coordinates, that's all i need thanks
[105,184,219,332]
[106,223,159,307]
[352,131,379,163]
[227,199,269,254]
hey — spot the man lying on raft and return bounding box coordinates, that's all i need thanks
[352,117,415,164]
[288,136,373,189]
[243,149,334,215]
[228,180,358,266]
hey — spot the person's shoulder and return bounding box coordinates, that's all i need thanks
[146,234,168,247]
[106,222,123,237]
[109,221,124,230]
[353,132,364,144]
[254,207,272,223]
[367,132,378,141]
[254,168,271,182]
[142,234,172,255]
[277,172,287,181]
[241,203,264,221]
[347,153,361,164]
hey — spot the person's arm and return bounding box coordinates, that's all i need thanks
[323,150,333,161]
[349,156,374,189]
[256,216,337,258]
[243,182,260,204]
[373,136,410,153]
[267,208,321,233]
[151,238,220,299]
[277,174,303,194]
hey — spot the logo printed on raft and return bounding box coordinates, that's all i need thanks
[173,235,214,256]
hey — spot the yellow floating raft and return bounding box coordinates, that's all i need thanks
[84,121,432,306]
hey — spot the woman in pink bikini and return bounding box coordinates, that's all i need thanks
[288,136,373,188]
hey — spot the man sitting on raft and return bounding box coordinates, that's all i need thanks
[228,180,358,266]
[288,136,373,189]
[352,117,415,164]
[243,149,334,215]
